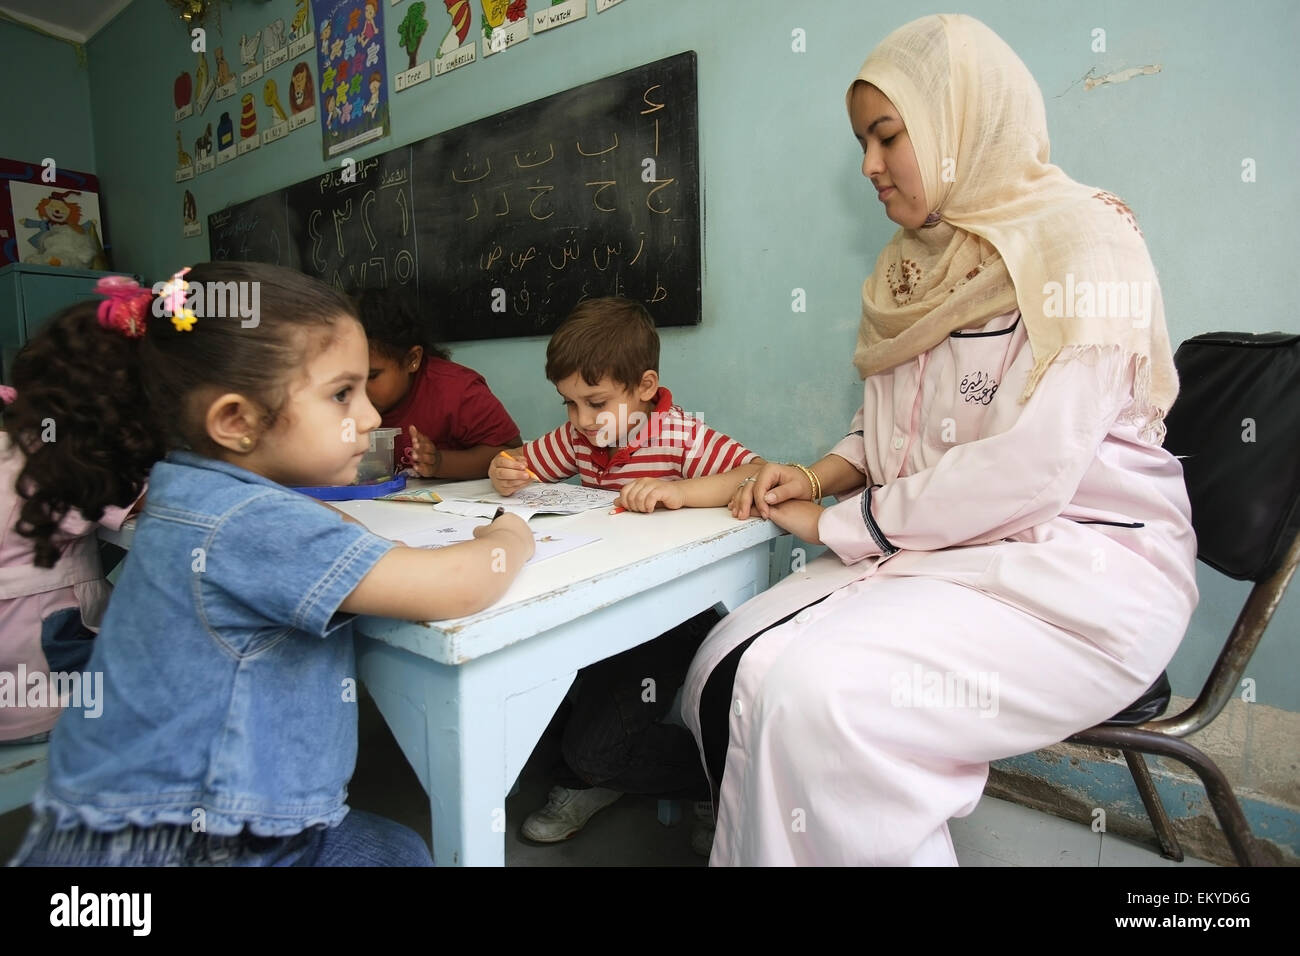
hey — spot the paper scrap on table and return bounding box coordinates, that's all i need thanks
[378,487,444,504]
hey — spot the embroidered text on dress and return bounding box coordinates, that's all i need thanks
[959,371,999,405]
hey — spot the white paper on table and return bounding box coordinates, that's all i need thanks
[462,484,620,515]
[390,521,598,565]
[435,499,540,521]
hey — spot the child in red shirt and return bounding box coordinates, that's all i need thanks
[357,289,520,478]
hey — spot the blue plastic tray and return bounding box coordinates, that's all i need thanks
[292,473,407,501]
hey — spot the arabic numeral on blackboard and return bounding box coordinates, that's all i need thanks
[308,210,325,271]
[361,191,377,250]
[333,200,353,256]
[358,257,385,287]
[395,189,409,237]
[395,250,414,284]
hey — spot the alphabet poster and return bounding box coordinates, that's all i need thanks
[313,0,391,160]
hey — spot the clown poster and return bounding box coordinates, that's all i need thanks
[313,0,391,160]
[7,179,107,269]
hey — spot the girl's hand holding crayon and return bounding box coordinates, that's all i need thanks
[490,450,538,496]
[615,477,686,513]
[408,425,442,478]
[471,510,536,560]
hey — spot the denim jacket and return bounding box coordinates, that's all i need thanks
[36,452,395,836]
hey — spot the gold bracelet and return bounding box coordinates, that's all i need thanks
[783,462,822,501]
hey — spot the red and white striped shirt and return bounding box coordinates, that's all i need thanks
[519,387,757,490]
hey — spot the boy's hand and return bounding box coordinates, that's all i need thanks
[616,478,686,513]
[409,425,442,478]
[489,451,534,496]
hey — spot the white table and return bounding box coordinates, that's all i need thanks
[343,479,783,865]
[104,478,784,866]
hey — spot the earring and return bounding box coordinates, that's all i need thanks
[239,435,253,450]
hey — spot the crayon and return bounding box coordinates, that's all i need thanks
[501,450,542,483]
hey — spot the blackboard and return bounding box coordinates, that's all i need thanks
[208,52,700,342]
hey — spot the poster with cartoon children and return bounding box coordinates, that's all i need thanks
[8,181,107,269]
[313,0,389,160]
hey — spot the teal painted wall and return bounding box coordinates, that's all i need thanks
[0,17,96,170]
[7,1,1299,719]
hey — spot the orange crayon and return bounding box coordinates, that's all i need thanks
[501,450,541,483]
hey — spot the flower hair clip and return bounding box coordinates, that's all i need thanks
[0,384,16,406]
[94,275,152,338]
[159,266,197,332]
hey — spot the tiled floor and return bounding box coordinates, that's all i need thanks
[0,690,1216,867]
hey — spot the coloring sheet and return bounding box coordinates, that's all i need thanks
[470,484,620,515]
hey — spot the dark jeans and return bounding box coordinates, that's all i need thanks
[698,597,829,798]
[555,609,720,800]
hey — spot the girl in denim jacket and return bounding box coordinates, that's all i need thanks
[8,262,534,866]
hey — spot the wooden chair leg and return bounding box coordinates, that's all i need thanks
[1122,749,1183,862]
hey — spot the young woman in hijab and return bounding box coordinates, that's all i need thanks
[682,14,1198,866]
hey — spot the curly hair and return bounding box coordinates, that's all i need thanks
[355,287,450,363]
[7,304,165,568]
[8,261,360,567]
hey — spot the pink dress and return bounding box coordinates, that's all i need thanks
[0,433,135,740]
[681,309,1198,865]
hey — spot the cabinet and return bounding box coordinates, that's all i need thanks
[0,263,140,383]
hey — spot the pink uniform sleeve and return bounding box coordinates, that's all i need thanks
[450,376,521,448]
[682,424,758,478]
[818,350,1133,564]
[827,406,870,483]
[519,424,579,483]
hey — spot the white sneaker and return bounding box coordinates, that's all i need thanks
[520,786,623,843]
[690,800,715,857]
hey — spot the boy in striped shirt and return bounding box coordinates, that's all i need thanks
[490,297,763,851]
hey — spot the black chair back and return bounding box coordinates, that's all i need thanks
[1162,332,1300,581]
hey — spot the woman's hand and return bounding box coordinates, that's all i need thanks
[730,462,814,520]
[616,478,686,513]
[765,500,825,544]
[408,425,442,478]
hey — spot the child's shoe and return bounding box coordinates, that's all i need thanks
[691,800,715,857]
[520,785,622,843]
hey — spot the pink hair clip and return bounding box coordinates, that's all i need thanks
[158,266,197,332]
[0,384,16,406]
[94,275,152,339]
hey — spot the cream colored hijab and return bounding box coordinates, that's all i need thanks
[849,14,1177,441]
